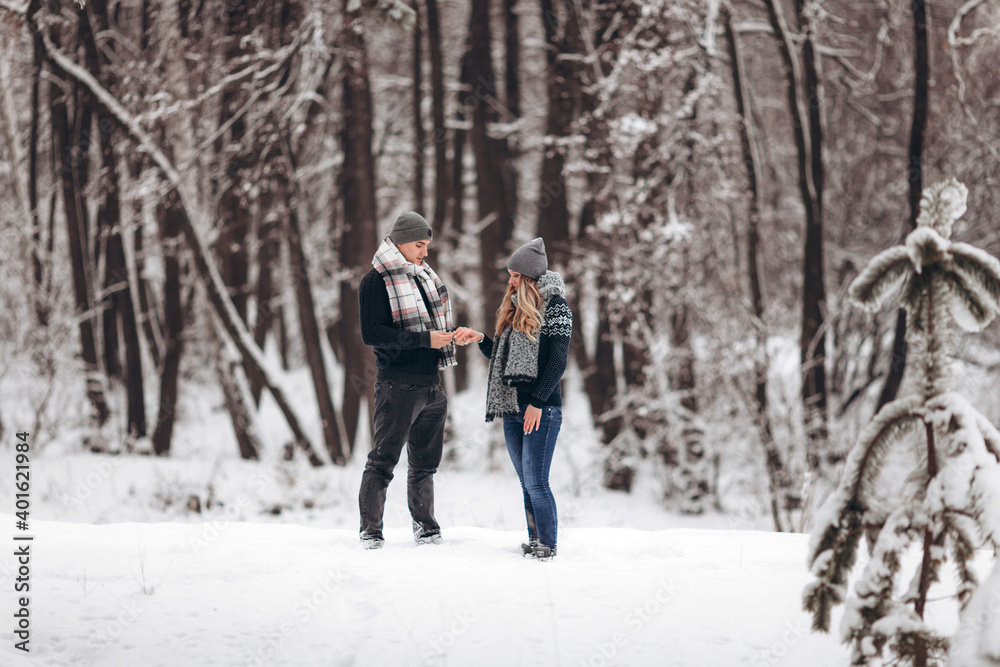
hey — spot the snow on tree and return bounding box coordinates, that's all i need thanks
[802,178,1000,667]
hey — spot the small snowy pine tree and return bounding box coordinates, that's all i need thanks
[802,179,1000,667]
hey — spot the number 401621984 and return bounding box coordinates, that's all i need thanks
[14,432,30,530]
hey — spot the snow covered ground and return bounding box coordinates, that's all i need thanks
[1,357,995,666]
[2,515,852,667]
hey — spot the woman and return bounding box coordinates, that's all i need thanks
[455,238,573,560]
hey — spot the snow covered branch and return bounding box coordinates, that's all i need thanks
[806,180,1000,666]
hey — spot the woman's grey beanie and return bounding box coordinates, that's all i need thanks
[508,237,548,280]
[389,211,433,244]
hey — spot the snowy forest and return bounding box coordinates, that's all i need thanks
[1,0,1000,665]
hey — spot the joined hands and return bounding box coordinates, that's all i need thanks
[453,327,485,346]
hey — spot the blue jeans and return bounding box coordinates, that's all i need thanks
[503,404,562,549]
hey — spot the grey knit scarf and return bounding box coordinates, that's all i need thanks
[485,271,565,422]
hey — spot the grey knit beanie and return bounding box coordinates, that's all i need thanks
[389,211,433,244]
[507,237,548,280]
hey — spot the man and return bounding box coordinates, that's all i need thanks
[357,211,456,549]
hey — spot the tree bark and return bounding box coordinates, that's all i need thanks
[426,0,449,230]
[877,0,928,411]
[668,302,709,513]
[283,153,348,465]
[468,0,515,329]
[87,0,147,436]
[339,0,380,453]
[216,1,253,324]
[47,19,110,427]
[536,0,579,270]
[722,4,794,531]
[151,193,186,456]
[444,42,473,393]
[29,30,47,326]
[504,0,521,118]
[797,0,829,471]
[211,310,263,461]
[762,0,828,474]
[411,0,425,211]
[133,222,163,369]
[249,199,281,405]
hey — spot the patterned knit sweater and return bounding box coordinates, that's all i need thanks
[478,272,573,408]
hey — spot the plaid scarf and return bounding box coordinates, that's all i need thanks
[372,237,457,370]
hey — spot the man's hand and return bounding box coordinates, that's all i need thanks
[430,330,455,349]
[453,327,484,346]
[524,405,542,434]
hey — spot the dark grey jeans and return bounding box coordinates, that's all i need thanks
[359,380,447,536]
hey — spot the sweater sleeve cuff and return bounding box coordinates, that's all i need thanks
[417,331,432,348]
[528,396,545,409]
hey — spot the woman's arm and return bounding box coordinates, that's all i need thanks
[477,334,493,359]
[527,297,573,408]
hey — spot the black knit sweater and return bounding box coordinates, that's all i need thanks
[477,295,573,408]
[359,268,442,385]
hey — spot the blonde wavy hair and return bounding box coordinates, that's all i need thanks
[495,276,542,341]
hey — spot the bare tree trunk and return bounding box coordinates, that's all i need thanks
[668,302,709,513]
[78,6,121,382]
[411,0,425,211]
[277,303,291,370]
[762,0,828,475]
[426,0,448,230]
[451,49,474,392]
[468,0,515,329]
[502,0,520,236]
[722,5,794,532]
[284,157,347,465]
[249,201,280,404]
[87,0,147,437]
[339,0,380,454]
[48,20,110,426]
[29,31,48,326]
[216,1,253,324]
[536,0,579,270]
[451,47,470,243]
[248,0,296,404]
[211,309,263,461]
[425,0,468,391]
[133,223,163,368]
[504,0,521,117]
[151,193,186,456]
[797,0,829,472]
[877,0,929,412]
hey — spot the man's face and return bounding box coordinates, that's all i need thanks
[397,239,430,265]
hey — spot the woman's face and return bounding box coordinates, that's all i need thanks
[508,270,522,292]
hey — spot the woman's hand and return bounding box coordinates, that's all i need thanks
[523,405,542,434]
[453,327,484,346]
[429,330,455,349]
